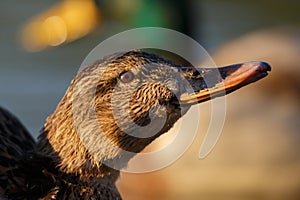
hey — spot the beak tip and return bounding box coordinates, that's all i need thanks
[258,61,271,72]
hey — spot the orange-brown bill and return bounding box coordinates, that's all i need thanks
[179,62,271,105]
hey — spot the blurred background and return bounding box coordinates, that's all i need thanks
[0,0,299,199]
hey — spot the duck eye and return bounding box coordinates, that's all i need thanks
[120,71,135,83]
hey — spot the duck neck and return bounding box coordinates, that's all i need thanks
[36,87,120,182]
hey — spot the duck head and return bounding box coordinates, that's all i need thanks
[38,50,270,176]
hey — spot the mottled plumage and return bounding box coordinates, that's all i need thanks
[0,51,270,199]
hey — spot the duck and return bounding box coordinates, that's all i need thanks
[0,50,270,199]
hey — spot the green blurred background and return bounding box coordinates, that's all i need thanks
[0,0,299,199]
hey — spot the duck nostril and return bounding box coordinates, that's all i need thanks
[158,99,168,106]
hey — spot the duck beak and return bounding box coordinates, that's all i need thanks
[178,62,271,105]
